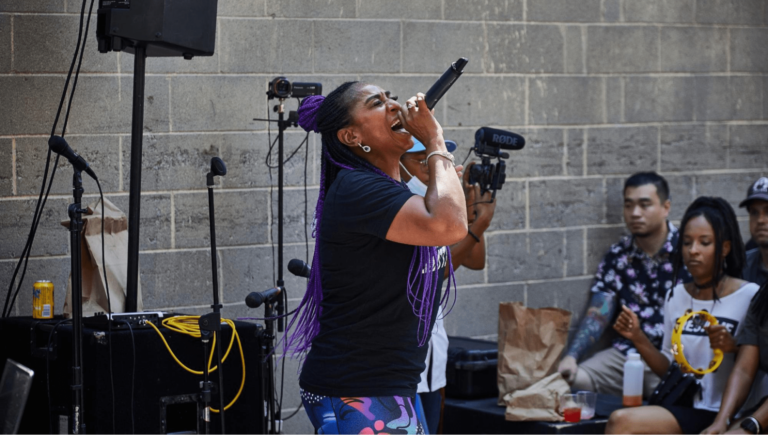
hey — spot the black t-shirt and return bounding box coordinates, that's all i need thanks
[299,169,446,398]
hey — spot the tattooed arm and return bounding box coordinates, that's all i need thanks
[565,291,617,361]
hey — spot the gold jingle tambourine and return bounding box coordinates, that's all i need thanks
[670,309,724,378]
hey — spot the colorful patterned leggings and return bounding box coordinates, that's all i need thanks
[301,389,427,434]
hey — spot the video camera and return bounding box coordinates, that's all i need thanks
[468,127,525,198]
[267,76,322,100]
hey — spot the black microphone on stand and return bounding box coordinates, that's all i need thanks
[288,259,311,278]
[245,288,282,309]
[49,135,98,180]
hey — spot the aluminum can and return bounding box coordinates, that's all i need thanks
[33,280,54,319]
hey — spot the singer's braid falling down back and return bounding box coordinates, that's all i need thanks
[286,82,456,356]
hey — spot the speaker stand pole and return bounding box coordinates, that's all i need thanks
[68,169,87,434]
[125,44,146,313]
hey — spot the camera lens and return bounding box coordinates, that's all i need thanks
[268,77,292,99]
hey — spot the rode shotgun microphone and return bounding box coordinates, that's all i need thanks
[475,127,526,150]
[424,57,469,110]
[288,259,311,278]
[48,135,98,180]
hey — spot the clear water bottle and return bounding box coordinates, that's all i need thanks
[623,352,644,407]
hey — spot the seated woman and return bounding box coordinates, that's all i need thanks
[606,197,759,434]
[700,281,768,434]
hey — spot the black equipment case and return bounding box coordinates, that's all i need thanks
[0,316,265,434]
[445,336,498,399]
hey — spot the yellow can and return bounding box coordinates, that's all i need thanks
[33,280,54,319]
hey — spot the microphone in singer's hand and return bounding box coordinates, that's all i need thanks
[48,135,98,180]
[288,259,311,278]
[424,57,468,110]
[245,287,281,308]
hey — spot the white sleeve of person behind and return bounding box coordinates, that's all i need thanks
[662,282,761,412]
[417,306,448,393]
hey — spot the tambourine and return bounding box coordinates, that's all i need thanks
[670,309,723,377]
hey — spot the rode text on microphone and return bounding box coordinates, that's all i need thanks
[468,127,526,198]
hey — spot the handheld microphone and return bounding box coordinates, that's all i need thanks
[288,259,311,278]
[424,57,468,110]
[475,127,526,150]
[48,135,98,180]
[245,287,282,308]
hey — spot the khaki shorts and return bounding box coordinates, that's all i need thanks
[578,347,661,399]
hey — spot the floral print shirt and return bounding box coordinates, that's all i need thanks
[592,222,691,354]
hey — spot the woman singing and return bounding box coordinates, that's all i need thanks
[606,197,761,434]
[288,82,467,434]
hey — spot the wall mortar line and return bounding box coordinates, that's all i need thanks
[11,138,17,195]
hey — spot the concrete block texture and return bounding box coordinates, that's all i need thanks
[696,0,765,25]
[566,229,585,277]
[587,26,658,73]
[442,284,525,337]
[266,0,356,18]
[484,24,564,74]
[624,0,694,23]
[0,197,70,259]
[0,139,12,195]
[217,0,266,17]
[564,26,584,74]
[110,194,173,251]
[0,0,65,12]
[174,190,270,249]
[695,76,763,121]
[602,0,622,22]
[0,257,69,317]
[664,175,696,221]
[15,135,120,196]
[443,0,523,21]
[0,15,10,73]
[219,19,313,74]
[358,0,442,19]
[270,188,319,244]
[529,178,604,228]
[403,22,485,74]
[139,250,216,309]
[529,76,604,125]
[660,27,728,72]
[314,21,401,73]
[731,29,768,72]
[120,133,221,192]
[565,129,586,176]
[696,172,765,217]
[13,14,118,73]
[586,226,627,273]
[625,77,695,123]
[0,76,66,136]
[508,128,564,177]
[660,124,729,172]
[487,231,568,282]
[729,125,768,170]
[586,126,658,175]
[444,76,526,127]
[527,0,601,22]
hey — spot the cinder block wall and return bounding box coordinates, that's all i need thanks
[1,1,766,431]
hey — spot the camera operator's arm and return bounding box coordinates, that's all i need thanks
[446,168,496,276]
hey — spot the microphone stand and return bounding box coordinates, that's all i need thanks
[199,160,227,434]
[253,99,298,434]
[67,169,87,434]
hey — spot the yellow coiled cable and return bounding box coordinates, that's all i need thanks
[146,315,246,412]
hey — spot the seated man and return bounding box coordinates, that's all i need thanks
[557,172,691,398]
[740,177,768,286]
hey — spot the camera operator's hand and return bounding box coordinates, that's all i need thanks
[462,163,495,231]
[398,93,444,151]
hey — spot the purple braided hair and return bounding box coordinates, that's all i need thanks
[286,85,457,356]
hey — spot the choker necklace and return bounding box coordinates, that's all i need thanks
[693,279,715,290]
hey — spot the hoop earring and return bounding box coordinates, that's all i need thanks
[358,143,371,153]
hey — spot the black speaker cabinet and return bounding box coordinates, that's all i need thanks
[0,316,266,434]
[96,0,217,58]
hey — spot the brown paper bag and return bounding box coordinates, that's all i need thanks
[503,372,570,422]
[497,302,571,405]
[62,197,142,316]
